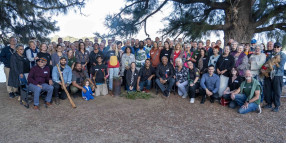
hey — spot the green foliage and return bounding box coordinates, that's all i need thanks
[102,0,286,42]
[0,0,86,45]
[121,91,154,100]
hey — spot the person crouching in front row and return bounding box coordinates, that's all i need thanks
[230,70,262,114]
[52,57,72,104]
[200,65,220,104]
[125,62,139,91]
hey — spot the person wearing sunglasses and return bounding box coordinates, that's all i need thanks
[263,42,286,112]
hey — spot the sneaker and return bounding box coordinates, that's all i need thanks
[262,104,272,109]
[182,94,187,99]
[272,107,279,112]
[257,105,262,114]
[190,98,195,103]
[9,92,15,98]
[33,105,39,110]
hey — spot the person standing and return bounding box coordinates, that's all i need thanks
[7,45,30,98]
[90,56,108,96]
[263,42,286,112]
[150,42,161,68]
[105,43,120,91]
[135,41,147,70]
[0,37,18,97]
[26,40,39,68]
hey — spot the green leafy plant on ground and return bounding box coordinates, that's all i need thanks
[121,91,154,100]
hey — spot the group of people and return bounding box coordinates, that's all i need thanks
[0,36,285,114]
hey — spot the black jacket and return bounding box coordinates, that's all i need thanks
[156,63,174,80]
[216,55,235,77]
[8,53,30,88]
[125,69,139,87]
[90,64,107,84]
[89,50,105,65]
[160,48,173,62]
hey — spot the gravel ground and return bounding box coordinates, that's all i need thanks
[0,83,285,143]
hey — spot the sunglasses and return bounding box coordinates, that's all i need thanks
[274,46,280,48]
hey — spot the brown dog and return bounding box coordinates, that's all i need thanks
[260,55,281,77]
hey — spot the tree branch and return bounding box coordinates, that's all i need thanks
[171,0,229,9]
[255,23,286,33]
[255,4,286,27]
[114,0,147,18]
[135,0,168,26]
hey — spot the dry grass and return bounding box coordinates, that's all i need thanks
[0,83,285,143]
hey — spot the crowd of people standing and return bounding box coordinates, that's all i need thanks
[0,36,285,114]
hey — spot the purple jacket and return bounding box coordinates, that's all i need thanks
[28,65,51,85]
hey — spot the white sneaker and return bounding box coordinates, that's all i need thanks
[182,94,187,99]
[190,98,195,103]
[257,105,262,114]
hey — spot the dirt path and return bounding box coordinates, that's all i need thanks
[0,83,285,142]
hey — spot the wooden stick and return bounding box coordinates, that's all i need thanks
[56,64,76,108]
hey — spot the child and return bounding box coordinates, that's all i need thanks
[82,79,94,101]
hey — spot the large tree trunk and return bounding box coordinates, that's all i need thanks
[223,0,255,45]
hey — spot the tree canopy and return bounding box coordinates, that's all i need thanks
[102,0,286,44]
[0,0,85,45]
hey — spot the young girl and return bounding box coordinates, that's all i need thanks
[82,79,94,101]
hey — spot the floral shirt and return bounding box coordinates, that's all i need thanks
[175,66,188,83]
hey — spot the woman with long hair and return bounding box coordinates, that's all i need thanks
[75,42,89,70]
[171,43,184,67]
[216,46,235,97]
[105,43,120,92]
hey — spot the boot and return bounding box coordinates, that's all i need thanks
[200,95,206,104]
[54,97,60,105]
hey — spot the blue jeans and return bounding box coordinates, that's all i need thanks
[177,81,188,96]
[139,80,151,90]
[234,94,258,114]
[155,78,175,92]
[28,83,54,106]
[109,68,119,90]
[126,85,136,91]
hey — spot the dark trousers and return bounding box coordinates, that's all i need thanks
[188,83,198,98]
[53,82,70,100]
[264,76,283,107]
[199,88,219,100]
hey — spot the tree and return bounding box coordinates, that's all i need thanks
[103,0,286,44]
[0,0,85,45]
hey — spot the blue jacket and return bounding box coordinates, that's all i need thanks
[52,65,72,84]
[200,73,220,94]
[0,46,15,68]
[269,52,286,76]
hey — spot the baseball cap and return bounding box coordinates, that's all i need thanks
[251,39,257,44]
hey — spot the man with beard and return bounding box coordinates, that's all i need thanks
[135,41,147,70]
[155,56,175,97]
[52,57,72,103]
[70,63,94,96]
[230,70,262,114]
[144,38,153,58]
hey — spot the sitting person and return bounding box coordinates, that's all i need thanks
[187,61,200,103]
[136,59,155,92]
[52,57,72,104]
[222,68,243,106]
[174,58,188,97]
[70,62,94,96]
[155,56,175,97]
[90,56,108,96]
[200,65,220,104]
[230,70,262,114]
[125,62,139,91]
[28,57,54,110]
[81,79,94,101]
